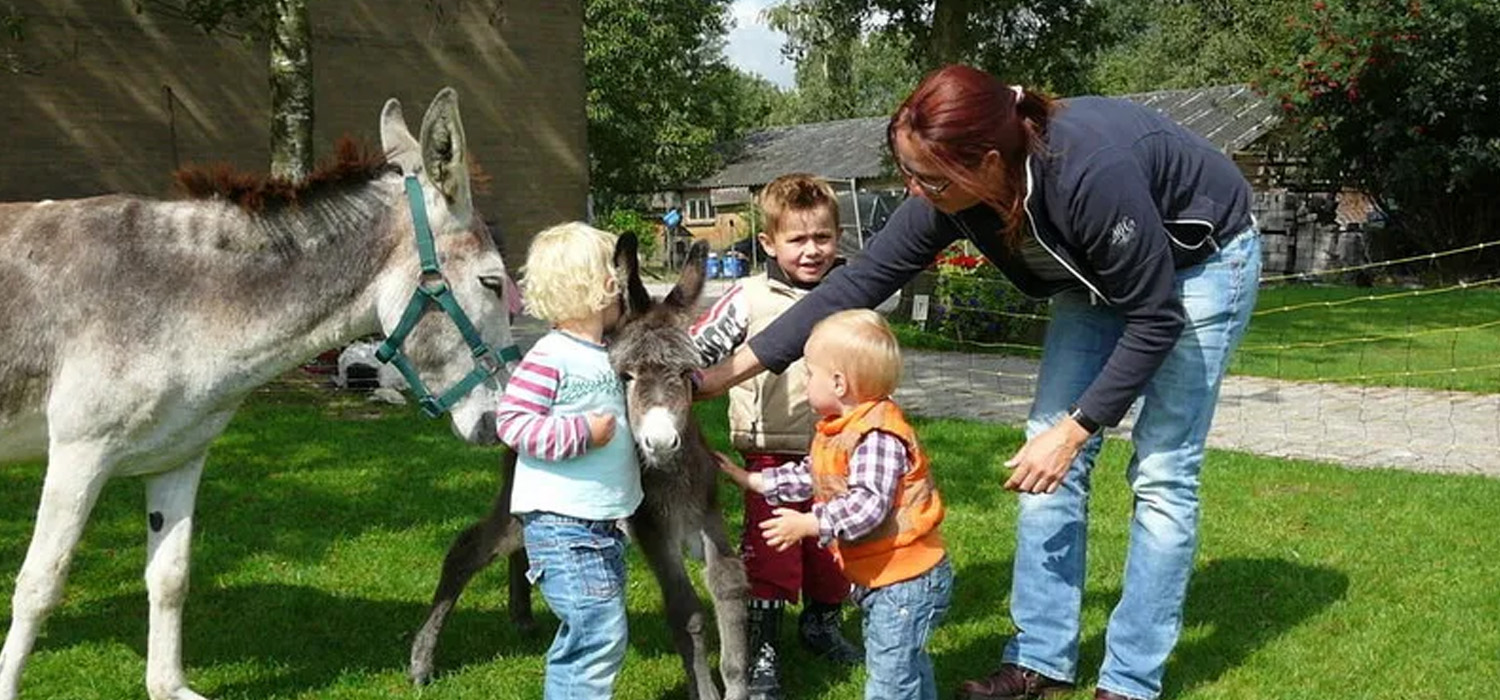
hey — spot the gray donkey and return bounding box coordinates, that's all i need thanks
[409,233,749,700]
[0,88,517,700]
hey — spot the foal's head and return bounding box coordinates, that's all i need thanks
[608,232,709,468]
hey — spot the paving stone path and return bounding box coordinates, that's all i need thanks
[894,349,1500,477]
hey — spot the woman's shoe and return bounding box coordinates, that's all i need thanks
[957,663,1074,699]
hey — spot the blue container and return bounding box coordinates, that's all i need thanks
[722,255,742,278]
[705,253,721,279]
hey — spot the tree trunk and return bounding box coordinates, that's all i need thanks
[928,0,973,69]
[269,0,313,181]
[821,40,857,119]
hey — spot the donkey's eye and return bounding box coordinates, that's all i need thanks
[619,371,635,383]
[478,275,505,295]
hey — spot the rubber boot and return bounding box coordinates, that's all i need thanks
[798,600,863,666]
[747,598,785,700]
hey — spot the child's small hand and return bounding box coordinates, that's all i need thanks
[712,451,749,487]
[712,452,768,493]
[759,508,818,551]
[586,412,617,447]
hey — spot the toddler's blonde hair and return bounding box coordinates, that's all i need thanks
[521,222,619,323]
[806,309,902,401]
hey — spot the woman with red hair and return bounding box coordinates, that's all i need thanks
[698,64,1261,700]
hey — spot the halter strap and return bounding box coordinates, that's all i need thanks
[376,176,522,418]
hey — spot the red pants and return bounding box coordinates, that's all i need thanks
[740,452,851,604]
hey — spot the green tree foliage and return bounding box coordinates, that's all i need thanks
[1261,0,1500,272]
[598,209,661,262]
[1088,0,1305,95]
[585,0,769,205]
[762,23,921,123]
[765,0,1104,97]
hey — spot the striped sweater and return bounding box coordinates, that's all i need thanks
[496,331,642,520]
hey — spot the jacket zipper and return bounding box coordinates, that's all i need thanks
[1021,155,1108,302]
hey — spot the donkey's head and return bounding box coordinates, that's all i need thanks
[608,232,710,468]
[375,88,518,444]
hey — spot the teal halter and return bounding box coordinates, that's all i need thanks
[376,176,522,418]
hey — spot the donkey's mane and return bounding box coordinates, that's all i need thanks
[172,137,397,213]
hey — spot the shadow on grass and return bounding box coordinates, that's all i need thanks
[37,578,749,699]
[1165,557,1348,696]
[1077,557,1348,697]
[942,557,1346,697]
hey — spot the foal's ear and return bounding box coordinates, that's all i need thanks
[613,232,653,317]
[418,87,473,223]
[665,240,709,311]
[379,98,422,176]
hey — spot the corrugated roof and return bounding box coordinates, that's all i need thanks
[688,116,890,189]
[1122,84,1281,154]
[685,84,1280,190]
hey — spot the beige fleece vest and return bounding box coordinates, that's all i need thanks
[729,274,816,454]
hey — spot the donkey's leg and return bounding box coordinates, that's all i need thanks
[142,455,210,700]
[409,451,529,686]
[633,512,720,700]
[0,442,113,700]
[700,514,750,700]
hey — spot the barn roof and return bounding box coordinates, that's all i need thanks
[686,84,1280,189]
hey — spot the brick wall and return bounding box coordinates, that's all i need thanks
[0,0,586,258]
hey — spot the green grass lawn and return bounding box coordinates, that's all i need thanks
[1233,283,1500,393]
[2,385,1497,699]
[895,283,1500,393]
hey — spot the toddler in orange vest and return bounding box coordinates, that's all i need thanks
[718,309,954,699]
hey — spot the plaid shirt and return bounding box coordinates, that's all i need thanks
[760,430,909,546]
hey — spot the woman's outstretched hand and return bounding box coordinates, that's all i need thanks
[1002,417,1092,494]
[693,346,767,401]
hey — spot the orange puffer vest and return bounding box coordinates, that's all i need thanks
[810,399,946,588]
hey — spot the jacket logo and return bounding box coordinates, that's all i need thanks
[1109,217,1137,247]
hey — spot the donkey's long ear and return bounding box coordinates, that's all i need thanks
[613,232,653,318]
[665,240,709,311]
[418,87,473,222]
[380,98,422,176]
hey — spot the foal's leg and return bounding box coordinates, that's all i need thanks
[700,514,750,700]
[0,442,113,700]
[409,450,530,686]
[633,512,720,700]
[143,455,210,700]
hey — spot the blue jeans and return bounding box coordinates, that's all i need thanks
[1003,229,1261,700]
[856,556,954,700]
[522,513,629,700]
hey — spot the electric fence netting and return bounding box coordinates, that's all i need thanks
[269,237,1500,476]
[889,238,1500,477]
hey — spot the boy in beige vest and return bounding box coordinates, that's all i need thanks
[690,174,860,700]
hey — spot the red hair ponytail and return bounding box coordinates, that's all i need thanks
[888,65,1057,246]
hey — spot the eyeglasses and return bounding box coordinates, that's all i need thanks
[896,160,952,195]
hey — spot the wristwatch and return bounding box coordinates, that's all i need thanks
[1067,404,1103,435]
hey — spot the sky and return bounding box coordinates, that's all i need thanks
[724,0,795,89]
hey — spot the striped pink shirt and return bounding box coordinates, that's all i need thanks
[495,350,592,461]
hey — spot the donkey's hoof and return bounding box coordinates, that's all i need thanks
[510,613,539,635]
[409,663,436,687]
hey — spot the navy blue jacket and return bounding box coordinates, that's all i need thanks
[748,97,1254,427]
